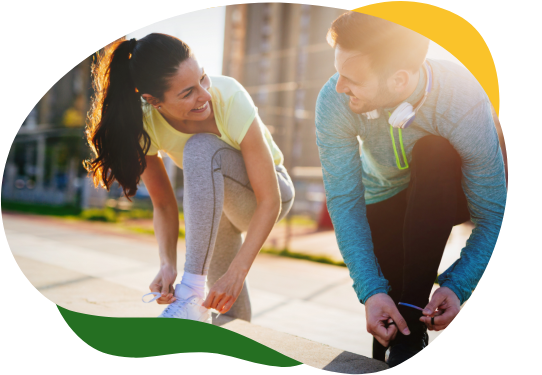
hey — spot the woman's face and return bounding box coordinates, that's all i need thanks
[146,57,212,123]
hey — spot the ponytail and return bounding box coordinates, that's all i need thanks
[85,38,151,198]
[85,34,192,198]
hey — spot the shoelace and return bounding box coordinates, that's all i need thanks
[162,299,190,319]
[141,292,163,303]
[141,292,221,318]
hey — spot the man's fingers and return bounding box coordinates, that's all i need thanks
[372,327,390,347]
[374,335,389,347]
[388,324,398,342]
[423,293,446,316]
[372,324,394,347]
[389,309,410,335]
[431,310,456,327]
[434,309,445,317]
[420,310,456,330]
[421,316,446,331]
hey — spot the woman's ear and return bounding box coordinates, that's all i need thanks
[141,94,161,108]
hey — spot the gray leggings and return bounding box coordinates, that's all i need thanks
[182,133,295,321]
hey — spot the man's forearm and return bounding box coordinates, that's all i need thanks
[317,140,391,303]
[442,100,507,304]
[438,215,503,304]
[327,193,390,303]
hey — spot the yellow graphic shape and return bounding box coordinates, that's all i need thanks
[354,2,499,114]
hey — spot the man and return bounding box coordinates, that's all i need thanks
[315,12,506,367]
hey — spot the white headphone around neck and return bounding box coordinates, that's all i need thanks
[364,61,433,129]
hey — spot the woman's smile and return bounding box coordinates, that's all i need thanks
[191,102,208,113]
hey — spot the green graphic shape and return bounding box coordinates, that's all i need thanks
[58,306,301,366]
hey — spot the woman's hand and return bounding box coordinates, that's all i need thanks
[149,264,178,304]
[202,268,247,313]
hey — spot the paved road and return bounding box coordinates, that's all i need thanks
[3,213,469,358]
[266,221,474,275]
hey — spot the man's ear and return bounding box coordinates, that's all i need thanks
[389,70,410,93]
[141,94,161,108]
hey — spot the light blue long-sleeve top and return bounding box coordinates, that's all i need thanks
[315,59,507,305]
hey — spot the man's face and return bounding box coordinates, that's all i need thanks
[334,46,397,114]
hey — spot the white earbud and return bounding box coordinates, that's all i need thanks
[364,109,380,120]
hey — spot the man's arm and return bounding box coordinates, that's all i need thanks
[315,78,390,304]
[491,106,508,185]
[437,95,507,305]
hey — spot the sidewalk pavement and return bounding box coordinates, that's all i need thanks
[4,213,471,359]
[266,221,474,276]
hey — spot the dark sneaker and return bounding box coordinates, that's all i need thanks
[386,305,429,367]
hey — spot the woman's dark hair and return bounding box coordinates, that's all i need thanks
[84,33,192,198]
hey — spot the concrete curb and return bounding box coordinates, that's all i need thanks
[215,315,388,373]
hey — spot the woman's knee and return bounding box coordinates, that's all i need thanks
[183,134,226,170]
[184,134,219,155]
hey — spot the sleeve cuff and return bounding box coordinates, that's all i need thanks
[360,287,390,305]
[236,112,256,144]
[439,280,469,305]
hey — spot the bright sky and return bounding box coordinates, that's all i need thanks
[127,6,462,76]
[127,7,226,76]
[427,41,464,66]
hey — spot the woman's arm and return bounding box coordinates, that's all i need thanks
[203,117,281,313]
[140,153,180,304]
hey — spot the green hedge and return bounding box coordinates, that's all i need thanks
[80,208,118,222]
[1,201,82,216]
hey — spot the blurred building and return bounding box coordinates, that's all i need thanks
[4,5,347,217]
[2,52,185,211]
[2,57,95,207]
[222,4,345,217]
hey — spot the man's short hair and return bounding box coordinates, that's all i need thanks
[327,12,430,76]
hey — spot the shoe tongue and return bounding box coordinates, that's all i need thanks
[174,284,198,300]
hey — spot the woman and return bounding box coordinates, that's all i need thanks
[85,34,294,322]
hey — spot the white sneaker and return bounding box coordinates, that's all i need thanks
[157,284,211,322]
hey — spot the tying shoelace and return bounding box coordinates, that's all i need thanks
[141,292,221,318]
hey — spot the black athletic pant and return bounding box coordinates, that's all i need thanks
[367,135,470,360]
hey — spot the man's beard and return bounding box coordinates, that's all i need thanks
[347,79,398,114]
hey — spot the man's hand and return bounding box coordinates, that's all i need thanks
[420,287,460,331]
[365,293,410,347]
[149,264,177,305]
